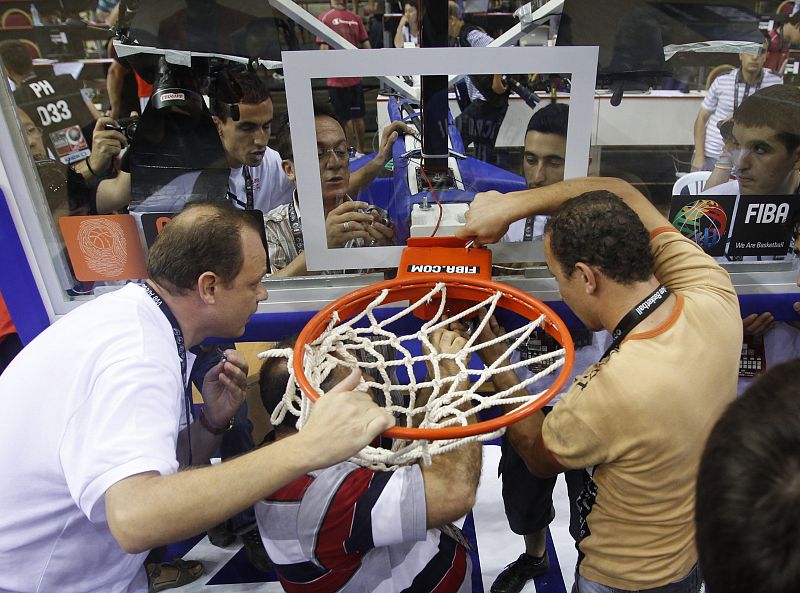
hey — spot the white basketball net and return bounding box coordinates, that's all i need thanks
[259,282,567,471]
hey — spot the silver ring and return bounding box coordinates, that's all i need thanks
[343,221,350,232]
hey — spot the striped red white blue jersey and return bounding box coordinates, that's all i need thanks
[255,462,471,593]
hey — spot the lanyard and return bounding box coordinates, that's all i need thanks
[243,166,254,210]
[227,167,255,210]
[287,192,305,255]
[733,69,762,113]
[143,282,193,464]
[601,285,671,360]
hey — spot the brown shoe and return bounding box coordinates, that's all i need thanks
[147,559,204,592]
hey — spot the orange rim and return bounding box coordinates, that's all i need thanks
[294,275,575,440]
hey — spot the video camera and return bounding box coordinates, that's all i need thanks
[501,74,541,109]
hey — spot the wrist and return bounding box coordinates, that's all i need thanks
[85,157,109,180]
[198,405,234,435]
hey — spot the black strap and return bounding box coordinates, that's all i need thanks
[733,69,763,113]
[287,195,305,255]
[601,285,671,360]
[523,216,536,241]
[243,166,254,210]
[143,282,193,464]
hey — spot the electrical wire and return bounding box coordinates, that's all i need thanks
[418,167,443,237]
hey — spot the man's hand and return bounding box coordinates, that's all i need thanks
[424,324,469,379]
[295,368,395,468]
[364,208,395,246]
[374,120,416,165]
[200,349,248,428]
[473,310,509,367]
[455,191,511,246]
[326,200,377,247]
[87,116,128,177]
[690,153,706,172]
[742,312,775,337]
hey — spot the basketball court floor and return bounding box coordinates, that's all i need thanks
[172,444,578,593]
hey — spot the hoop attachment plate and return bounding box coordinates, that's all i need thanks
[397,237,492,320]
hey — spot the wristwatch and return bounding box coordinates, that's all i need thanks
[199,405,235,435]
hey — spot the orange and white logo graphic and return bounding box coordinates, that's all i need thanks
[59,215,147,281]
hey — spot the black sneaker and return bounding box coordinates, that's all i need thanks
[207,522,236,548]
[241,527,273,573]
[490,552,550,593]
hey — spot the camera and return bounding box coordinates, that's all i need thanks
[105,116,139,142]
[501,74,541,109]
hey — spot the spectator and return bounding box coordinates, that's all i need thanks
[264,104,410,276]
[1,39,102,166]
[255,328,481,593]
[448,0,509,167]
[764,11,800,75]
[317,0,372,156]
[457,177,741,593]
[0,201,394,593]
[394,0,420,48]
[695,358,800,593]
[701,84,800,393]
[692,42,781,172]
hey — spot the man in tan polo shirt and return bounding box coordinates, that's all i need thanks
[458,178,741,592]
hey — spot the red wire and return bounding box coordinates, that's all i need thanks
[419,167,444,237]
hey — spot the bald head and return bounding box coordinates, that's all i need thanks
[146,201,262,294]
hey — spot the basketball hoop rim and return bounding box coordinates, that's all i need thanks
[294,274,575,440]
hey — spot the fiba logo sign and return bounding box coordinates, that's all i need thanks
[744,202,790,224]
[672,199,728,249]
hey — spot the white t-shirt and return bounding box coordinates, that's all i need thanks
[0,283,194,593]
[228,146,294,213]
[132,147,293,213]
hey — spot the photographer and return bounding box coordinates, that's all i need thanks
[18,107,127,218]
[264,103,399,277]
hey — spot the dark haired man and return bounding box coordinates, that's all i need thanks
[255,329,481,593]
[695,358,800,593]
[493,103,610,593]
[457,178,741,592]
[264,103,411,276]
[0,202,394,593]
[701,84,800,391]
[96,69,293,214]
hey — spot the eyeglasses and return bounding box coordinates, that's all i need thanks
[24,125,43,138]
[317,146,348,163]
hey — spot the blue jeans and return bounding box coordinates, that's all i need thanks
[572,564,701,593]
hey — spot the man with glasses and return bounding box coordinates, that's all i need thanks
[263,103,409,276]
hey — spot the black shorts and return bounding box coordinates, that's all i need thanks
[328,83,366,122]
[498,407,588,538]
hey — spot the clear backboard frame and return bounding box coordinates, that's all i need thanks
[282,45,599,272]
